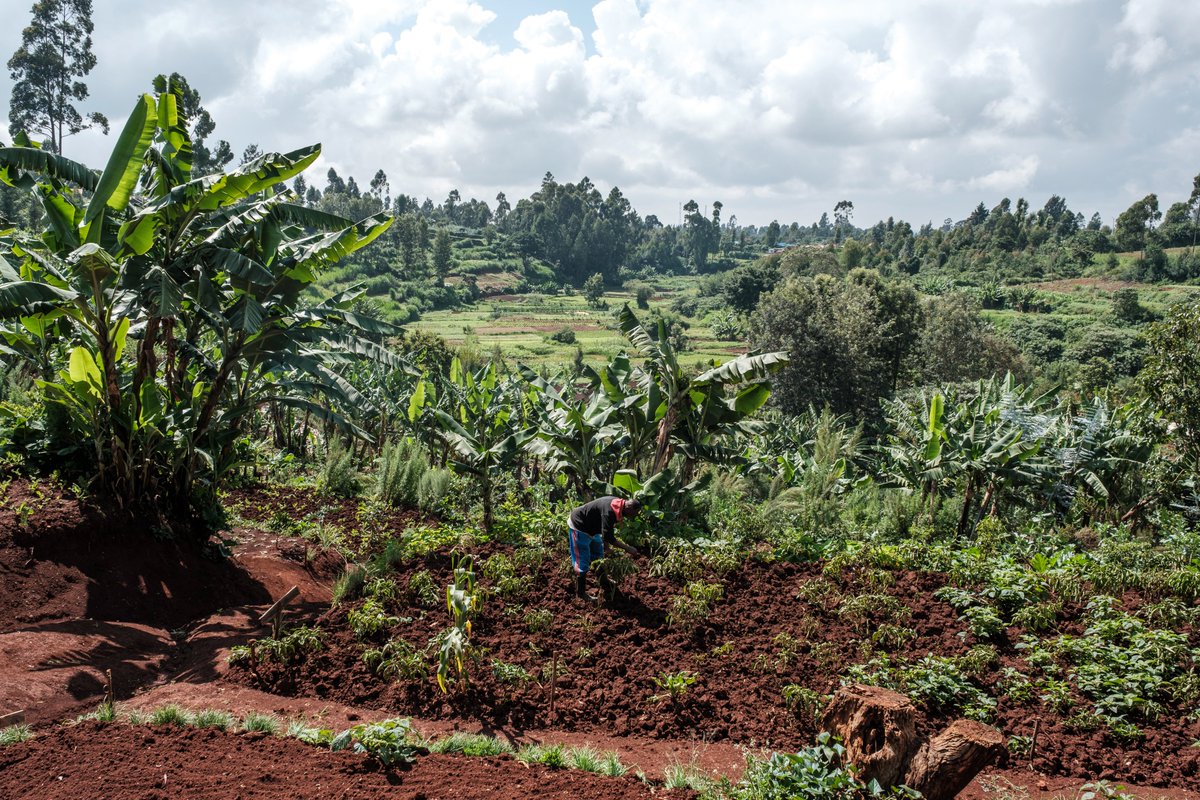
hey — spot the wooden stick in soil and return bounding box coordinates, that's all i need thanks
[1030,718,1040,767]
[548,653,558,720]
[104,668,114,707]
[0,710,25,727]
[258,585,300,638]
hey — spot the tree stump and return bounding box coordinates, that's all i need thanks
[820,684,918,787]
[820,684,1006,800]
[905,720,1006,800]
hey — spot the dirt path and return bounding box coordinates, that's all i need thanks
[0,722,691,800]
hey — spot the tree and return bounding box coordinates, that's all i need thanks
[7,0,109,153]
[766,220,781,248]
[919,293,1024,384]
[433,361,527,531]
[494,191,510,229]
[369,169,389,204]
[1115,194,1161,255]
[432,228,453,286]
[583,272,605,306]
[1140,302,1200,459]
[833,200,854,241]
[325,168,346,195]
[749,271,921,422]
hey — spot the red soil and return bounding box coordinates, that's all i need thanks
[5,481,1200,794]
[235,547,971,747]
[0,721,691,800]
[0,481,277,632]
[230,543,1200,787]
[0,481,338,723]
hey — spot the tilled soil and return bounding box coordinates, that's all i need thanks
[231,542,1200,786]
[0,721,691,800]
[236,546,971,747]
[6,480,1200,792]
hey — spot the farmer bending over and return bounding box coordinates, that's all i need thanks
[567,496,642,601]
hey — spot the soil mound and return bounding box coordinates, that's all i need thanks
[0,722,693,800]
[0,481,275,632]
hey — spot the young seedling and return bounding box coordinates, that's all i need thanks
[651,671,697,705]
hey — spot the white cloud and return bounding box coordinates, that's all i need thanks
[0,0,1197,226]
[967,156,1041,193]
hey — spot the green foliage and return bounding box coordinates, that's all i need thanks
[652,670,698,703]
[150,704,192,727]
[436,554,481,693]
[583,273,605,306]
[846,654,996,721]
[492,659,534,685]
[516,742,568,768]
[781,685,826,718]
[192,709,234,730]
[262,625,325,663]
[418,469,454,513]
[375,438,429,507]
[668,581,725,629]
[549,326,576,344]
[523,608,554,633]
[428,732,514,757]
[364,577,400,603]
[0,90,394,526]
[408,570,441,608]
[960,604,1006,639]
[7,0,108,154]
[241,712,280,734]
[348,598,399,640]
[590,553,638,601]
[0,724,33,745]
[363,638,426,680]
[749,271,922,420]
[319,439,360,498]
[331,718,420,767]
[1141,301,1200,458]
[733,733,914,800]
[333,565,368,606]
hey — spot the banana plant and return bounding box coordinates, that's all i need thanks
[432,359,528,531]
[1047,397,1155,521]
[617,304,787,480]
[521,365,624,498]
[0,86,395,526]
[880,376,1052,536]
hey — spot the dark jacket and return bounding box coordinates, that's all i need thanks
[569,496,619,543]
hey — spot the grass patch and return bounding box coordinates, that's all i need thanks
[241,712,280,734]
[0,724,32,746]
[516,742,568,768]
[193,709,235,730]
[428,732,514,757]
[149,704,192,727]
[663,757,716,792]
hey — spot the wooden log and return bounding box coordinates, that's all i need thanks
[903,719,1006,800]
[257,586,300,626]
[0,710,25,727]
[819,683,919,787]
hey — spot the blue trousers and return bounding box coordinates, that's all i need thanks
[568,527,604,574]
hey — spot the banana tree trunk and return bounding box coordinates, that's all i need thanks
[957,476,978,538]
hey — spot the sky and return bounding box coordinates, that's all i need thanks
[1,0,1198,229]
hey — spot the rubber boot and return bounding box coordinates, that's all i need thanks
[575,572,597,602]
